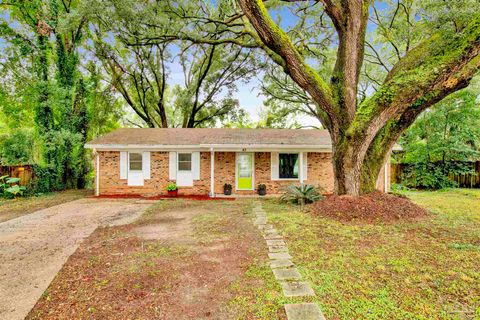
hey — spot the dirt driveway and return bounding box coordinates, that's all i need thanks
[26,200,281,320]
[0,198,153,320]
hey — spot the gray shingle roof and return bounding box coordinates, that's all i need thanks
[85,128,332,147]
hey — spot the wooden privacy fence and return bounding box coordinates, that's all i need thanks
[0,165,34,186]
[390,161,480,188]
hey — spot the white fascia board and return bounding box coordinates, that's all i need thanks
[199,144,332,152]
[84,144,209,151]
[85,143,333,152]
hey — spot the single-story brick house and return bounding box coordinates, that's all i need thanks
[85,128,391,197]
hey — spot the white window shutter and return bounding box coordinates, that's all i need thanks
[169,152,177,180]
[192,152,201,180]
[142,151,151,179]
[271,152,279,180]
[120,151,128,179]
[303,152,308,181]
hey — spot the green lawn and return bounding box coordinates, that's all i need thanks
[260,189,480,320]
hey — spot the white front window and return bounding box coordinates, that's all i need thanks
[129,153,143,171]
[177,152,194,186]
[128,152,144,186]
[178,153,192,171]
[279,153,299,179]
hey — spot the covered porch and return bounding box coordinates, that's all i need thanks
[206,146,321,197]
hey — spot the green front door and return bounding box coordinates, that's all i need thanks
[237,153,253,190]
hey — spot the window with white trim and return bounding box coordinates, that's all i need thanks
[279,153,299,179]
[129,153,143,171]
[178,153,192,171]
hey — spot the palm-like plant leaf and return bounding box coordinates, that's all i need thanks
[281,184,322,205]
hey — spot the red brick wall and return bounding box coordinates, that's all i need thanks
[96,150,387,196]
[97,151,210,196]
[212,152,334,195]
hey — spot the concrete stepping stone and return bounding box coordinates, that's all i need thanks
[264,233,283,240]
[273,268,301,281]
[254,218,267,225]
[280,281,315,297]
[269,245,289,253]
[264,228,278,234]
[266,239,285,246]
[270,259,294,269]
[284,303,325,320]
[268,252,292,260]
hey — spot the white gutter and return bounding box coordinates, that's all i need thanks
[85,143,333,152]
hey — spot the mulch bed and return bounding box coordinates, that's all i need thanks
[311,191,428,223]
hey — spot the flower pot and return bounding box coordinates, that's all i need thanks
[167,189,178,197]
[223,184,232,195]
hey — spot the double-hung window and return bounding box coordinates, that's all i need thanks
[279,153,299,179]
[129,153,143,171]
[178,153,192,171]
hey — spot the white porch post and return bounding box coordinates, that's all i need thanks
[95,149,100,196]
[210,148,215,197]
[299,151,304,185]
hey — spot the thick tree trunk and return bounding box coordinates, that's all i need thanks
[331,139,385,196]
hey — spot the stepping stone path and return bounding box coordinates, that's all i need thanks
[252,202,326,320]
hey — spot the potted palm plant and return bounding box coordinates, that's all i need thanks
[166,183,178,197]
[257,184,267,196]
[223,183,232,195]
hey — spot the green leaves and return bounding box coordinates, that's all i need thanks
[400,87,480,164]
[6,184,26,196]
[280,184,323,207]
[0,175,26,198]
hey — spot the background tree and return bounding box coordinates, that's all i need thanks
[85,0,259,128]
[0,0,123,189]
[395,82,480,189]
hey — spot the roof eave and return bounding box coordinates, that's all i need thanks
[85,143,333,152]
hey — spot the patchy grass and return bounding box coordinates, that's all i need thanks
[27,199,286,319]
[262,189,480,320]
[0,189,91,223]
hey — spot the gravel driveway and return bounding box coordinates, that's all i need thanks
[0,198,153,320]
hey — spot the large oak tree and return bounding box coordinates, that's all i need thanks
[237,0,480,196]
